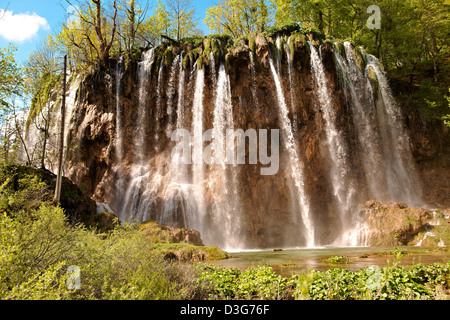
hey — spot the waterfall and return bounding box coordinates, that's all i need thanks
[285,37,299,135]
[333,43,386,202]
[309,42,360,246]
[166,55,180,137]
[135,49,154,162]
[115,57,124,163]
[366,55,423,206]
[108,38,424,250]
[120,49,155,222]
[175,53,187,183]
[275,36,282,72]
[155,57,165,145]
[269,57,315,248]
[191,67,207,239]
[115,56,125,201]
[161,54,201,231]
[209,62,243,250]
[209,51,217,85]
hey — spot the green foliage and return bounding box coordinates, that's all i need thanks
[0,201,209,300]
[307,263,450,300]
[322,255,354,264]
[265,22,302,37]
[423,87,450,127]
[0,44,23,109]
[26,73,60,130]
[205,0,273,38]
[0,164,51,213]
[197,264,287,299]
[196,260,450,300]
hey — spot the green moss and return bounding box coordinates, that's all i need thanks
[277,37,285,60]
[163,47,173,68]
[225,52,231,74]
[335,41,346,59]
[368,66,379,92]
[434,222,450,245]
[354,46,367,71]
[180,35,204,48]
[321,256,354,264]
[182,54,190,69]
[202,246,229,260]
[196,56,203,70]
[268,39,277,63]
[248,35,256,54]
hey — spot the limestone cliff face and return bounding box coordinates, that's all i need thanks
[34,34,449,250]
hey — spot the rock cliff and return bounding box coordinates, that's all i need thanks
[26,33,450,250]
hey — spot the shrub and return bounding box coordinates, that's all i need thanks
[266,23,302,38]
[0,202,209,300]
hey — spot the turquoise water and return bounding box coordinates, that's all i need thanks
[208,246,450,277]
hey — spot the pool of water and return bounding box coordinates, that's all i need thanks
[207,246,450,277]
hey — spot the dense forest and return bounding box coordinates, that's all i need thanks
[0,0,449,301]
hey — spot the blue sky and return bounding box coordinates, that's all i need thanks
[0,0,213,66]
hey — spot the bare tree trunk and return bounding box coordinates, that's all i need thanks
[53,55,67,206]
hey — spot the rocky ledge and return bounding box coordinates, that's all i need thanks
[139,220,229,262]
[362,200,450,247]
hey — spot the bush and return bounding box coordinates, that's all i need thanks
[266,23,302,38]
[0,202,209,300]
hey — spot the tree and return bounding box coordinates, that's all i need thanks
[0,44,24,164]
[58,0,119,70]
[53,55,67,206]
[205,0,272,38]
[141,0,172,47]
[0,44,23,110]
[414,0,449,83]
[23,36,60,169]
[117,0,150,57]
[165,0,197,41]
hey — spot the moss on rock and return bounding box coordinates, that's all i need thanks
[363,201,433,246]
[139,220,229,262]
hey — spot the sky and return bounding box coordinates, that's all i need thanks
[0,0,213,66]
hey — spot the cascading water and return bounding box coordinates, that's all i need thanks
[114,56,125,199]
[121,49,155,222]
[209,51,217,85]
[309,41,361,246]
[333,43,386,202]
[161,54,201,230]
[285,37,301,135]
[366,55,423,206]
[190,67,208,239]
[103,37,425,250]
[209,62,243,250]
[269,56,315,248]
[166,55,181,137]
[115,56,124,163]
[155,57,165,145]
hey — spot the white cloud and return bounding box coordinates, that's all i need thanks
[0,10,49,42]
